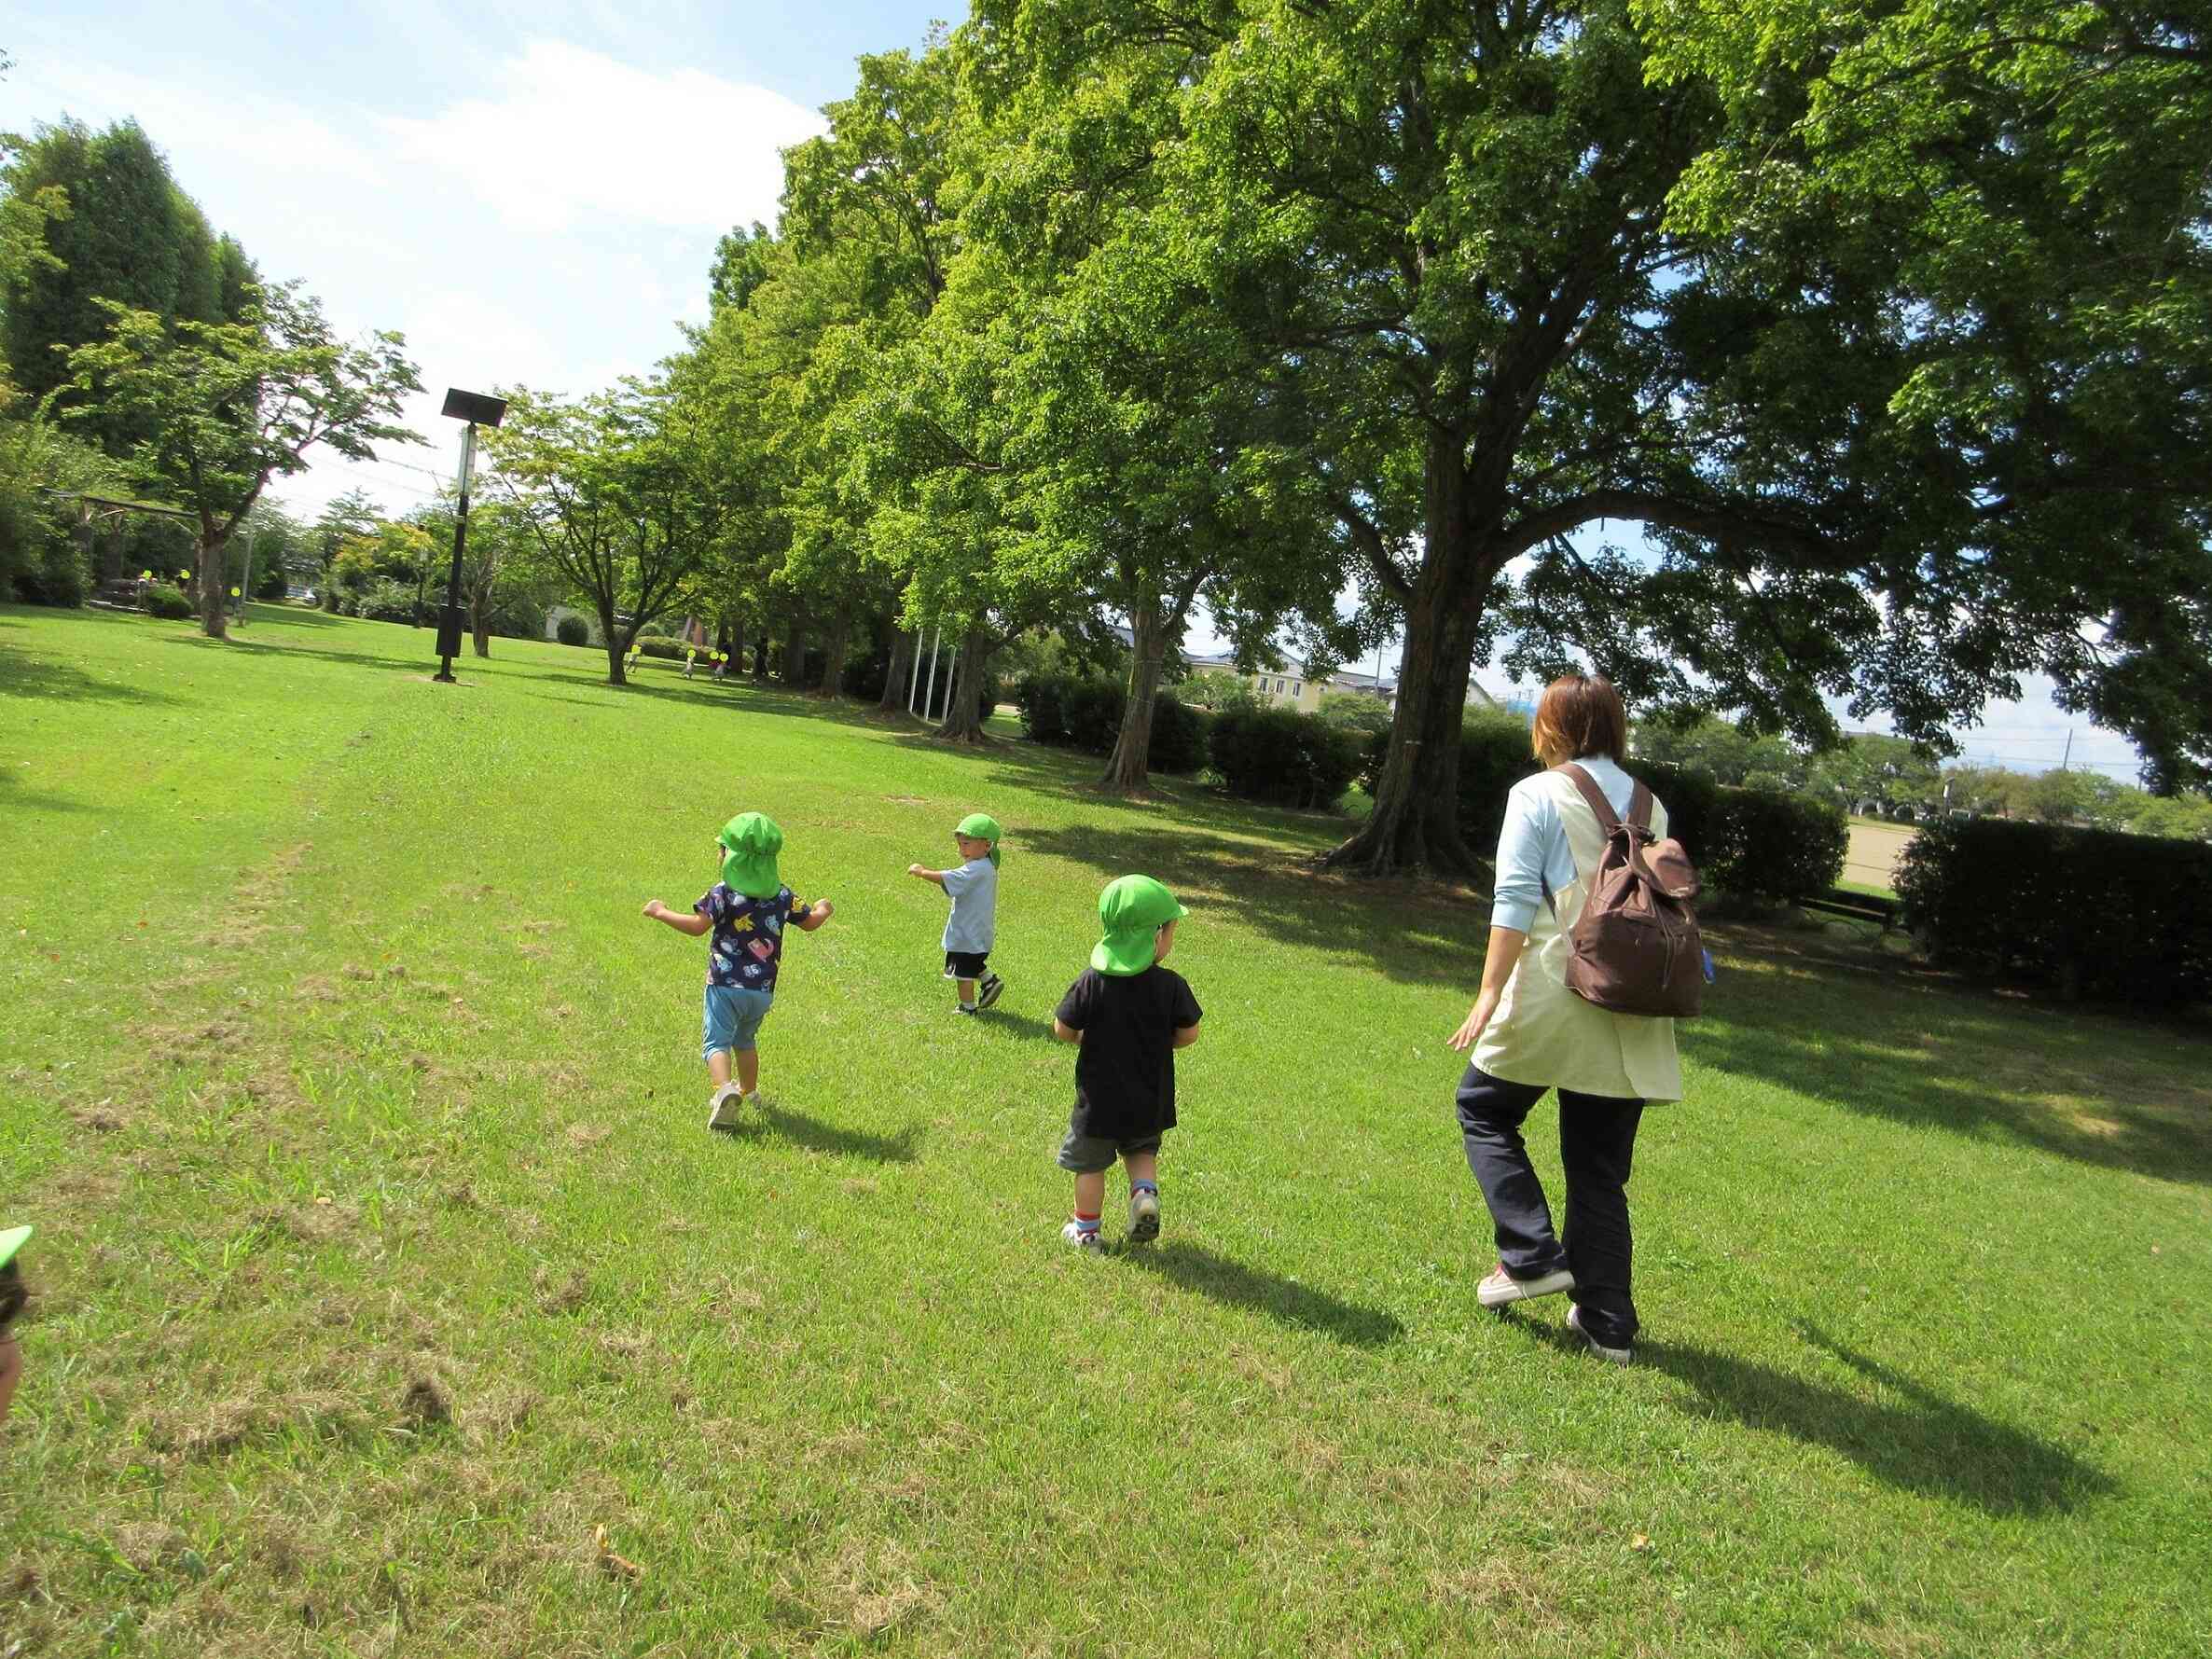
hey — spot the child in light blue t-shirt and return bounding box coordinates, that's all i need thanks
[906,812,1002,1015]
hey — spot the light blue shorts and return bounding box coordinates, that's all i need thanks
[702,985,775,1060]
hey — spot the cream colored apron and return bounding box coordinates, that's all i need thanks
[1472,769,1683,1102]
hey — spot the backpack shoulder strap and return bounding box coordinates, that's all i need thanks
[1626,780,1654,834]
[1555,763,1623,836]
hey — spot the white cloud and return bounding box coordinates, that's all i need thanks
[380,40,823,234]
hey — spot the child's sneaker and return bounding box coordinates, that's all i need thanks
[955,1002,978,1016]
[1127,1186,1160,1244]
[1060,1220,1102,1251]
[976,972,1004,1010]
[705,1083,744,1132]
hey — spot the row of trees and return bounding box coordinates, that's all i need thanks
[480,0,2205,873]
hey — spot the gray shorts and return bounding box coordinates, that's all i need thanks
[1057,1127,1165,1173]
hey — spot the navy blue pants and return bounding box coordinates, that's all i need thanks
[1455,1064,1645,1348]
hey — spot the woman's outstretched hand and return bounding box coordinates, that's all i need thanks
[1447,992,1500,1053]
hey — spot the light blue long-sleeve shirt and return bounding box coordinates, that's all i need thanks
[940,857,998,952]
[1490,756,1640,933]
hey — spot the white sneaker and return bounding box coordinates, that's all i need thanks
[1476,1263,1576,1308]
[1567,1304,1633,1364]
[1127,1187,1160,1244]
[1060,1220,1102,1251]
[706,1084,744,1132]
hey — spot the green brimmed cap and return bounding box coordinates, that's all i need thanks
[0,1225,30,1270]
[716,811,784,899]
[957,812,1003,867]
[1090,875,1188,976]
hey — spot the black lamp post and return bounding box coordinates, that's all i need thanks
[434,387,507,683]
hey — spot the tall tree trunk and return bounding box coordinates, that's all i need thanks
[1104,592,1172,792]
[601,599,628,685]
[932,629,995,743]
[1324,435,1494,878]
[780,612,810,690]
[470,589,491,657]
[879,627,917,713]
[197,532,228,640]
[814,603,854,698]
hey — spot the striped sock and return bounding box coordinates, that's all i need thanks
[1072,1212,1100,1237]
[1130,1180,1158,1196]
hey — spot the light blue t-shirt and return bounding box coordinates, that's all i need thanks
[940,857,998,953]
[1491,756,1641,933]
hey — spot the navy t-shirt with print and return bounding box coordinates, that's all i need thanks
[1055,965,1203,1140]
[694,884,812,990]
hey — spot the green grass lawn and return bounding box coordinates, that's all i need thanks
[4,602,2208,1658]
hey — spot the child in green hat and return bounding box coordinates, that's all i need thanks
[907,812,1004,1016]
[0,1224,31,1424]
[643,811,836,1131]
[1050,876,1203,1249]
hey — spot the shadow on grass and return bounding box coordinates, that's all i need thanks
[734,1102,924,1165]
[0,649,185,707]
[1627,1322,2114,1517]
[1016,821,1487,988]
[1119,1240,1404,1348]
[0,769,95,814]
[162,633,431,675]
[1688,923,2212,1185]
[526,671,895,728]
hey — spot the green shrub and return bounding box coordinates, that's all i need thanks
[1147,694,1210,774]
[1897,817,2212,1006]
[1358,717,1541,848]
[141,582,193,619]
[1210,708,1363,808]
[353,578,419,623]
[556,615,589,647]
[636,638,685,660]
[1062,678,1127,753]
[1704,786,1847,909]
[1016,674,1070,742]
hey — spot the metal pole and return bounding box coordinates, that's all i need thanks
[238,533,255,626]
[434,424,475,684]
[919,625,942,719]
[906,625,923,713]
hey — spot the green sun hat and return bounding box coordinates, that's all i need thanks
[716,812,784,899]
[956,812,1003,867]
[1090,875,1188,976]
[0,1225,30,1271]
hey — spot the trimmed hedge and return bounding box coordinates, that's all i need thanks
[1016,673,1207,772]
[142,583,194,619]
[1147,695,1210,774]
[556,615,589,646]
[1897,817,2212,1006]
[1352,734,1845,906]
[1210,707,1362,808]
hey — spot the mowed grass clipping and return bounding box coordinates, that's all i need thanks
[2,602,2209,1659]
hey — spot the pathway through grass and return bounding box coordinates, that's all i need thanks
[3,604,2207,1657]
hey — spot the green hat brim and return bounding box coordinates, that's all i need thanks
[0,1225,31,1270]
[1090,932,1160,975]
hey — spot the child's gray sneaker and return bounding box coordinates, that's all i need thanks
[705,1083,744,1132]
[1567,1304,1633,1364]
[1476,1263,1575,1308]
[1060,1220,1102,1251]
[954,1002,978,1016]
[1127,1187,1160,1244]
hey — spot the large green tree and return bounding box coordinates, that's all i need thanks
[62,283,420,638]
[4,118,258,454]
[992,0,2211,873]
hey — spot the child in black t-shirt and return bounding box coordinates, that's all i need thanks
[1051,875,1202,1250]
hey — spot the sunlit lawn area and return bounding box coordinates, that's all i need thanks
[3,602,2207,1657]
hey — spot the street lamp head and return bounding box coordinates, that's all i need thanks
[440,388,507,427]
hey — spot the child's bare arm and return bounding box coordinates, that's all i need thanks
[642,900,711,937]
[906,864,947,887]
[796,899,835,932]
[1172,1020,1202,1049]
[1052,1018,1084,1044]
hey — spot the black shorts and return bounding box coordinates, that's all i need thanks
[944,950,990,979]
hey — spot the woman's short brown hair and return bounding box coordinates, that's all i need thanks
[1531,674,1628,767]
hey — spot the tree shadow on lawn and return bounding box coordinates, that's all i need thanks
[529,672,893,728]
[0,649,186,707]
[1688,923,2212,1186]
[1118,1241,1404,1348]
[717,1102,924,1164]
[1617,1321,2115,1517]
[1015,821,1487,988]
[162,633,432,675]
[0,769,96,814]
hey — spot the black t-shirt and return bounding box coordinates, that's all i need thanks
[1055,965,1203,1139]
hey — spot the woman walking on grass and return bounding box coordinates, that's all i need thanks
[1445,674,1682,1364]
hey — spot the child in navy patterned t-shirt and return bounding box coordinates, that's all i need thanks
[643,811,834,1132]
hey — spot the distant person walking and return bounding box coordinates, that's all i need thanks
[1445,674,1682,1363]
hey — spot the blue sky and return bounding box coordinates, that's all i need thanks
[2,4,2144,778]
